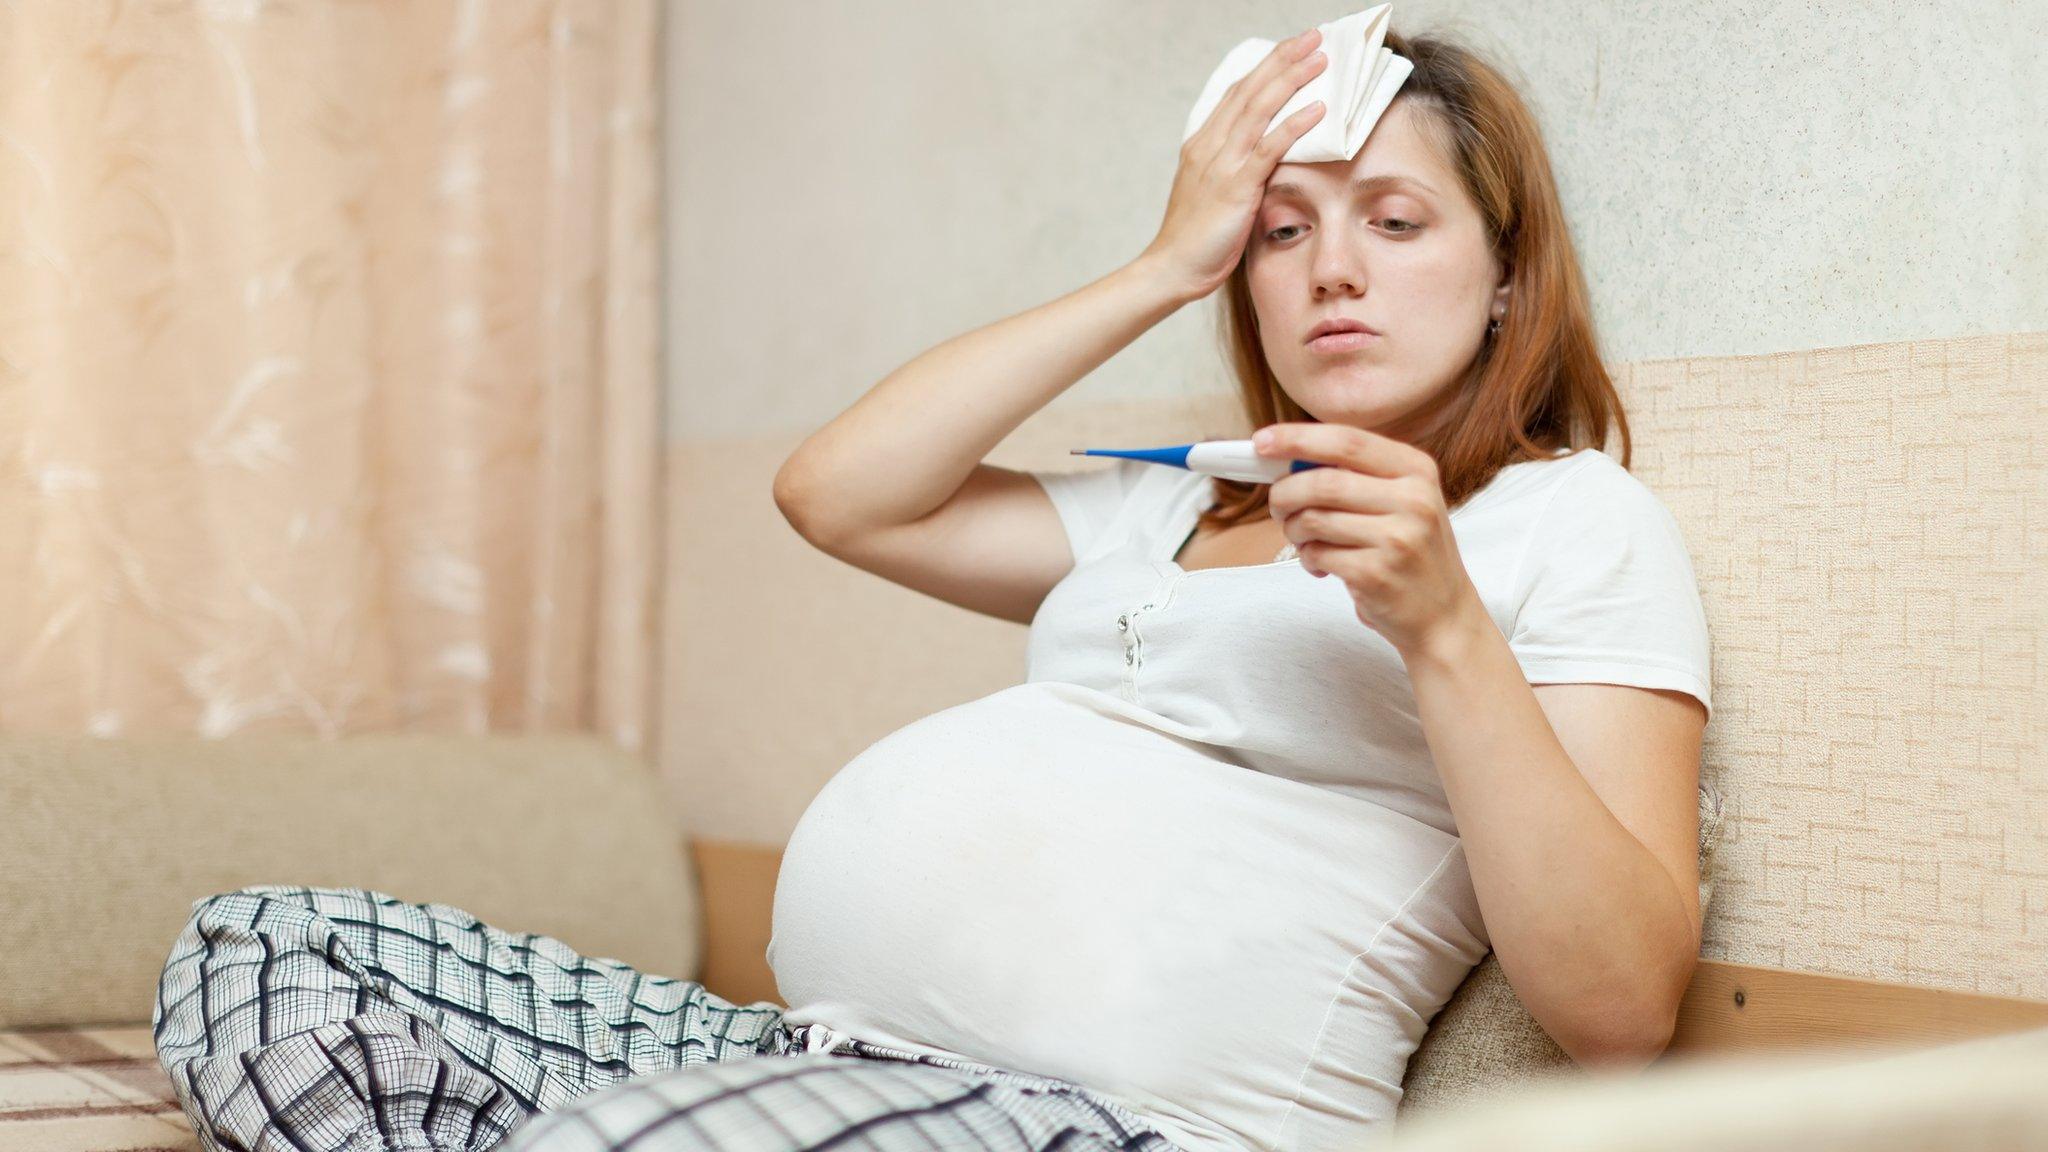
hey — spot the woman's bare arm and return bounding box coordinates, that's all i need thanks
[772,256,1195,624]
[774,27,1331,622]
[773,253,1195,544]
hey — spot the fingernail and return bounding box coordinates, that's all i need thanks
[1252,429,1274,448]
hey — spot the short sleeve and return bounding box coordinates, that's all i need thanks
[1506,459,1713,718]
[1026,458,1150,563]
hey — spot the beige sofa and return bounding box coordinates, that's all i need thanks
[6,330,2048,1149]
[0,733,701,1151]
[1,733,2041,1152]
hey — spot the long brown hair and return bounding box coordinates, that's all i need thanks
[1199,28,1631,534]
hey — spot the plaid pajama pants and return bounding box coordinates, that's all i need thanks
[153,885,1186,1152]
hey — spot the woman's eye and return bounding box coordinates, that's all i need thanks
[1266,220,1415,242]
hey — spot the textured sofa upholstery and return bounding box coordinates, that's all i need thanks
[0,733,703,1151]
[0,733,702,1030]
[1378,1023,2048,1152]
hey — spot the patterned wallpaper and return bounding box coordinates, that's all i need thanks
[1613,332,2046,997]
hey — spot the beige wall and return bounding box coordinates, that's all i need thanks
[660,1,2047,1000]
[663,0,2043,443]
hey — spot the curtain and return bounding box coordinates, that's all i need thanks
[0,0,662,749]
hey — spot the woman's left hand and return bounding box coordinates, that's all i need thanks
[1255,421,1486,658]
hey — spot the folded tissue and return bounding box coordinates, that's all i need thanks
[1182,3,1413,165]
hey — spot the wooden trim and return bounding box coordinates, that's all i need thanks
[689,838,785,1008]
[1668,958,2048,1058]
[690,837,2048,1059]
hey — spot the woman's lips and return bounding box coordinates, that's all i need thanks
[1307,331,1379,353]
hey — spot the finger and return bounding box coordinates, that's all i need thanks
[1224,28,1321,115]
[1268,468,1417,521]
[1277,508,1404,551]
[1254,100,1326,162]
[1253,422,1427,480]
[1224,49,1329,159]
[1198,29,1321,151]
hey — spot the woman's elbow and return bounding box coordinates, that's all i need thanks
[1558,957,1691,1068]
[1558,1003,1677,1069]
[1525,920,1699,1068]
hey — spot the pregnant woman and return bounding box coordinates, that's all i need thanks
[154,24,1712,1152]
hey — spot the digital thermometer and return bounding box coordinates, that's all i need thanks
[1068,439,1327,484]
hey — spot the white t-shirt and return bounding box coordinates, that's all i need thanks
[769,447,1712,1152]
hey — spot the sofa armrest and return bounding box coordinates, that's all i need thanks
[1371,1024,2048,1152]
[0,733,702,1028]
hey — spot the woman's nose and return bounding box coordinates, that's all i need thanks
[1310,234,1367,297]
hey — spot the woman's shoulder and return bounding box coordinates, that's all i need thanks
[1455,446,1598,519]
[1512,449,1699,578]
[1545,449,1683,522]
[1500,447,1674,521]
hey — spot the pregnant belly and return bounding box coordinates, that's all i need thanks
[767,681,1477,1152]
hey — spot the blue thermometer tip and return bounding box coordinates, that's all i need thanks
[1067,446,1324,474]
[1067,445,1195,467]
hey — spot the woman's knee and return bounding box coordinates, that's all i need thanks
[156,887,389,1056]
[164,885,407,1003]
[194,884,387,913]
[179,885,384,947]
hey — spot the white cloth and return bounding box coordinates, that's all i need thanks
[1182,4,1414,165]
[768,447,1713,1152]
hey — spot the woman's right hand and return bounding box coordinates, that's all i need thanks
[1140,28,1330,302]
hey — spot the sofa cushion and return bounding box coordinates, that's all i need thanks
[0,733,701,1029]
[1398,779,1726,1114]
[1380,1023,2048,1152]
[0,1024,198,1151]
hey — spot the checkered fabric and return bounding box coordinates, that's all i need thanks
[154,886,1184,1152]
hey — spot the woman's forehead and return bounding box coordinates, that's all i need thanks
[1267,103,1449,196]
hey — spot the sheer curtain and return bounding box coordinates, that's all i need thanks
[0,0,662,748]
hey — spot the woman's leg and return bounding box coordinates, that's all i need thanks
[495,1047,1188,1152]
[153,884,789,1152]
